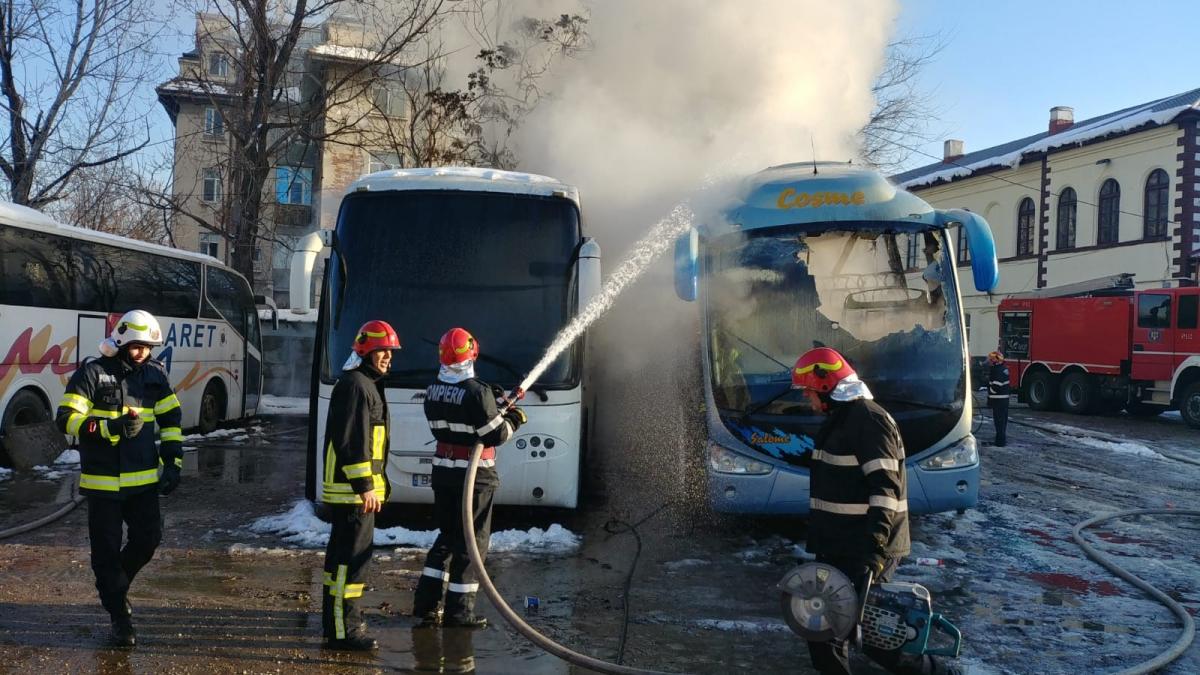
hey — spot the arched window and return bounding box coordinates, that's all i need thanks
[1016,197,1035,256]
[957,225,970,264]
[1098,178,1120,245]
[1144,169,1170,239]
[1056,188,1077,250]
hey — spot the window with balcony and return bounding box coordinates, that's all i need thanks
[367,150,403,174]
[208,52,229,77]
[1144,169,1169,239]
[275,167,312,205]
[1056,187,1077,250]
[199,233,221,259]
[1098,178,1120,245]
[1016,197,1035,256]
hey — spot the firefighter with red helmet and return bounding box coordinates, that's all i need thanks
[792,347,960,675]
[319,319,401,651]
[54,309,183,648]
[986,351,1010,447]
[411,327,527,629]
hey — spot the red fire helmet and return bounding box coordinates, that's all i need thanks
[791,347,856,393]
[439,327,479,366]
[352,320,401,356]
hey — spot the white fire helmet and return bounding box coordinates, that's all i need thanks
[111,309,164,347]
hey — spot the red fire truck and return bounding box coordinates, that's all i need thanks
[997,287,1200,428]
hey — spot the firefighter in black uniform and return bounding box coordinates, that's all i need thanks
[987,351,1010,447]
[320,319,401,651]
[412,327,527,629]
[55,309,183,648]
[791,347,961,675]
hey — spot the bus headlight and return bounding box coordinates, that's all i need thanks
[918,436,978,471]
[708,444,773,475]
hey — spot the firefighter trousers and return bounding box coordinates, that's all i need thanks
[87,490,163,618]
[806,555,956,675]
[990,398,1009,446]
[322,505,375,640]
[412,476,496,621]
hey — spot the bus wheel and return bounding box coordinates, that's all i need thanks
[1,389,51,464]
[1060,373,1097,415]
[1024,371,1058,411]
[198,380,225,434]
[1180,382,1200,430]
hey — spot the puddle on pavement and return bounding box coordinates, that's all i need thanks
[0,469,78,529]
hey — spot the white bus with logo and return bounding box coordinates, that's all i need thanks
[0,201,264,460]
[291,168,600,508]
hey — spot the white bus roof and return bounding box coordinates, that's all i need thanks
[346,167,581,206]
[0,200,225,267]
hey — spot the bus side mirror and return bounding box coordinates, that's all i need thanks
[577,237,602,310]
[674,228,698,302]
[289,229,334,313]
[941,209,1000,292]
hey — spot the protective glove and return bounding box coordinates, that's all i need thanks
[159,466,181,495]
[116,411,144,439]
[503,406,527,432]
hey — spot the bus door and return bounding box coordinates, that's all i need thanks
[77,315,110,367]
[1131,292,1175,382]
[242,307,262,415]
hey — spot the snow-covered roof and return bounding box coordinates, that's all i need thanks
[309,43,382,63]
[156,77,234,99]
[893,87,1200,189]
[0,200,224,266]
[346,167,580,205]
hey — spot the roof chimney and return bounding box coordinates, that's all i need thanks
[943,139,964,163]
[1049,106,1074,134]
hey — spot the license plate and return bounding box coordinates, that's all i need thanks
[412,474,431,488]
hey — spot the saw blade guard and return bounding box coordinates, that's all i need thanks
[778,563,861,642]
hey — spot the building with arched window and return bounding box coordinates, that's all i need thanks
[892,88,1200,360]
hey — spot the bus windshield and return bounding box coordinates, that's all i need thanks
[706,225,965,457]
[325,190,581,389]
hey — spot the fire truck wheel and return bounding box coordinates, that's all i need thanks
[1060,372,1097,415]
[1024,371,1058,411]
[1180,382,1200,429]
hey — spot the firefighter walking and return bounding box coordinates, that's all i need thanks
[55,309,183,648]
[987,351,1010,447]
[791,347,961,675]
[412,327,527,629]
[320,320,401,651]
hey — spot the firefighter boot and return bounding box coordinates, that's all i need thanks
[109,614,136,648]
[324,634,378,652]
[443,614,488,629]
[411,575,445,626]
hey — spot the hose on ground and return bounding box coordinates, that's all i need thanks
[1072,509,1198,675]
[462,442,681,675]
[0,473,84,540]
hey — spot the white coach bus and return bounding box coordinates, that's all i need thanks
[291,167,600,508]
[0,201,264,454]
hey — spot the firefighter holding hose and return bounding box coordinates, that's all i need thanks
[412,327,527,629]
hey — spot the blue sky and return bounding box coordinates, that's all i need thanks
[895,0,1200,171]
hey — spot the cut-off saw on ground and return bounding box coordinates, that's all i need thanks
[778,562,962,658]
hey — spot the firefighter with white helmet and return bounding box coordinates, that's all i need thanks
[791,347,960,675]
[411,327,527,629]
[55,309,183,648]
[319,319,401,651]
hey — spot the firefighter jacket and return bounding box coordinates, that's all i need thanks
[321,366,391,505]
[802,398,911,564]
[55,355,183,499]
[988,362,1011,403]
[423,377,515,487]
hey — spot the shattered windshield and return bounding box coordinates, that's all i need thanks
[705,225,965,456]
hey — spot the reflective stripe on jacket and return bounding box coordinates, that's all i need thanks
[423,377,513,487]
[321,366,391,505]
[55,356,183,499]
[988,363,1011,399]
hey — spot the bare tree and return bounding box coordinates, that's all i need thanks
[49,159,172,244]
[0,0,160,208]
[859,33,945,172]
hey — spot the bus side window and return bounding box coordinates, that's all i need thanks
[74,239,202,318]
[204,267,253,337]
[0,225,74,309]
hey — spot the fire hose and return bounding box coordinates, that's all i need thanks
[461,434,680,675]
[0,473,84,540]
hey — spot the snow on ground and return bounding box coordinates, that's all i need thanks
[693,618,791,634]
[1038,423,1164,459]
[258,395,309,415]
[53,449,80,464]
[664,558,711,572]
[183,425,262,442]
[31,465,64,480]
[246,500,581,554]
[0,466,11,481]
